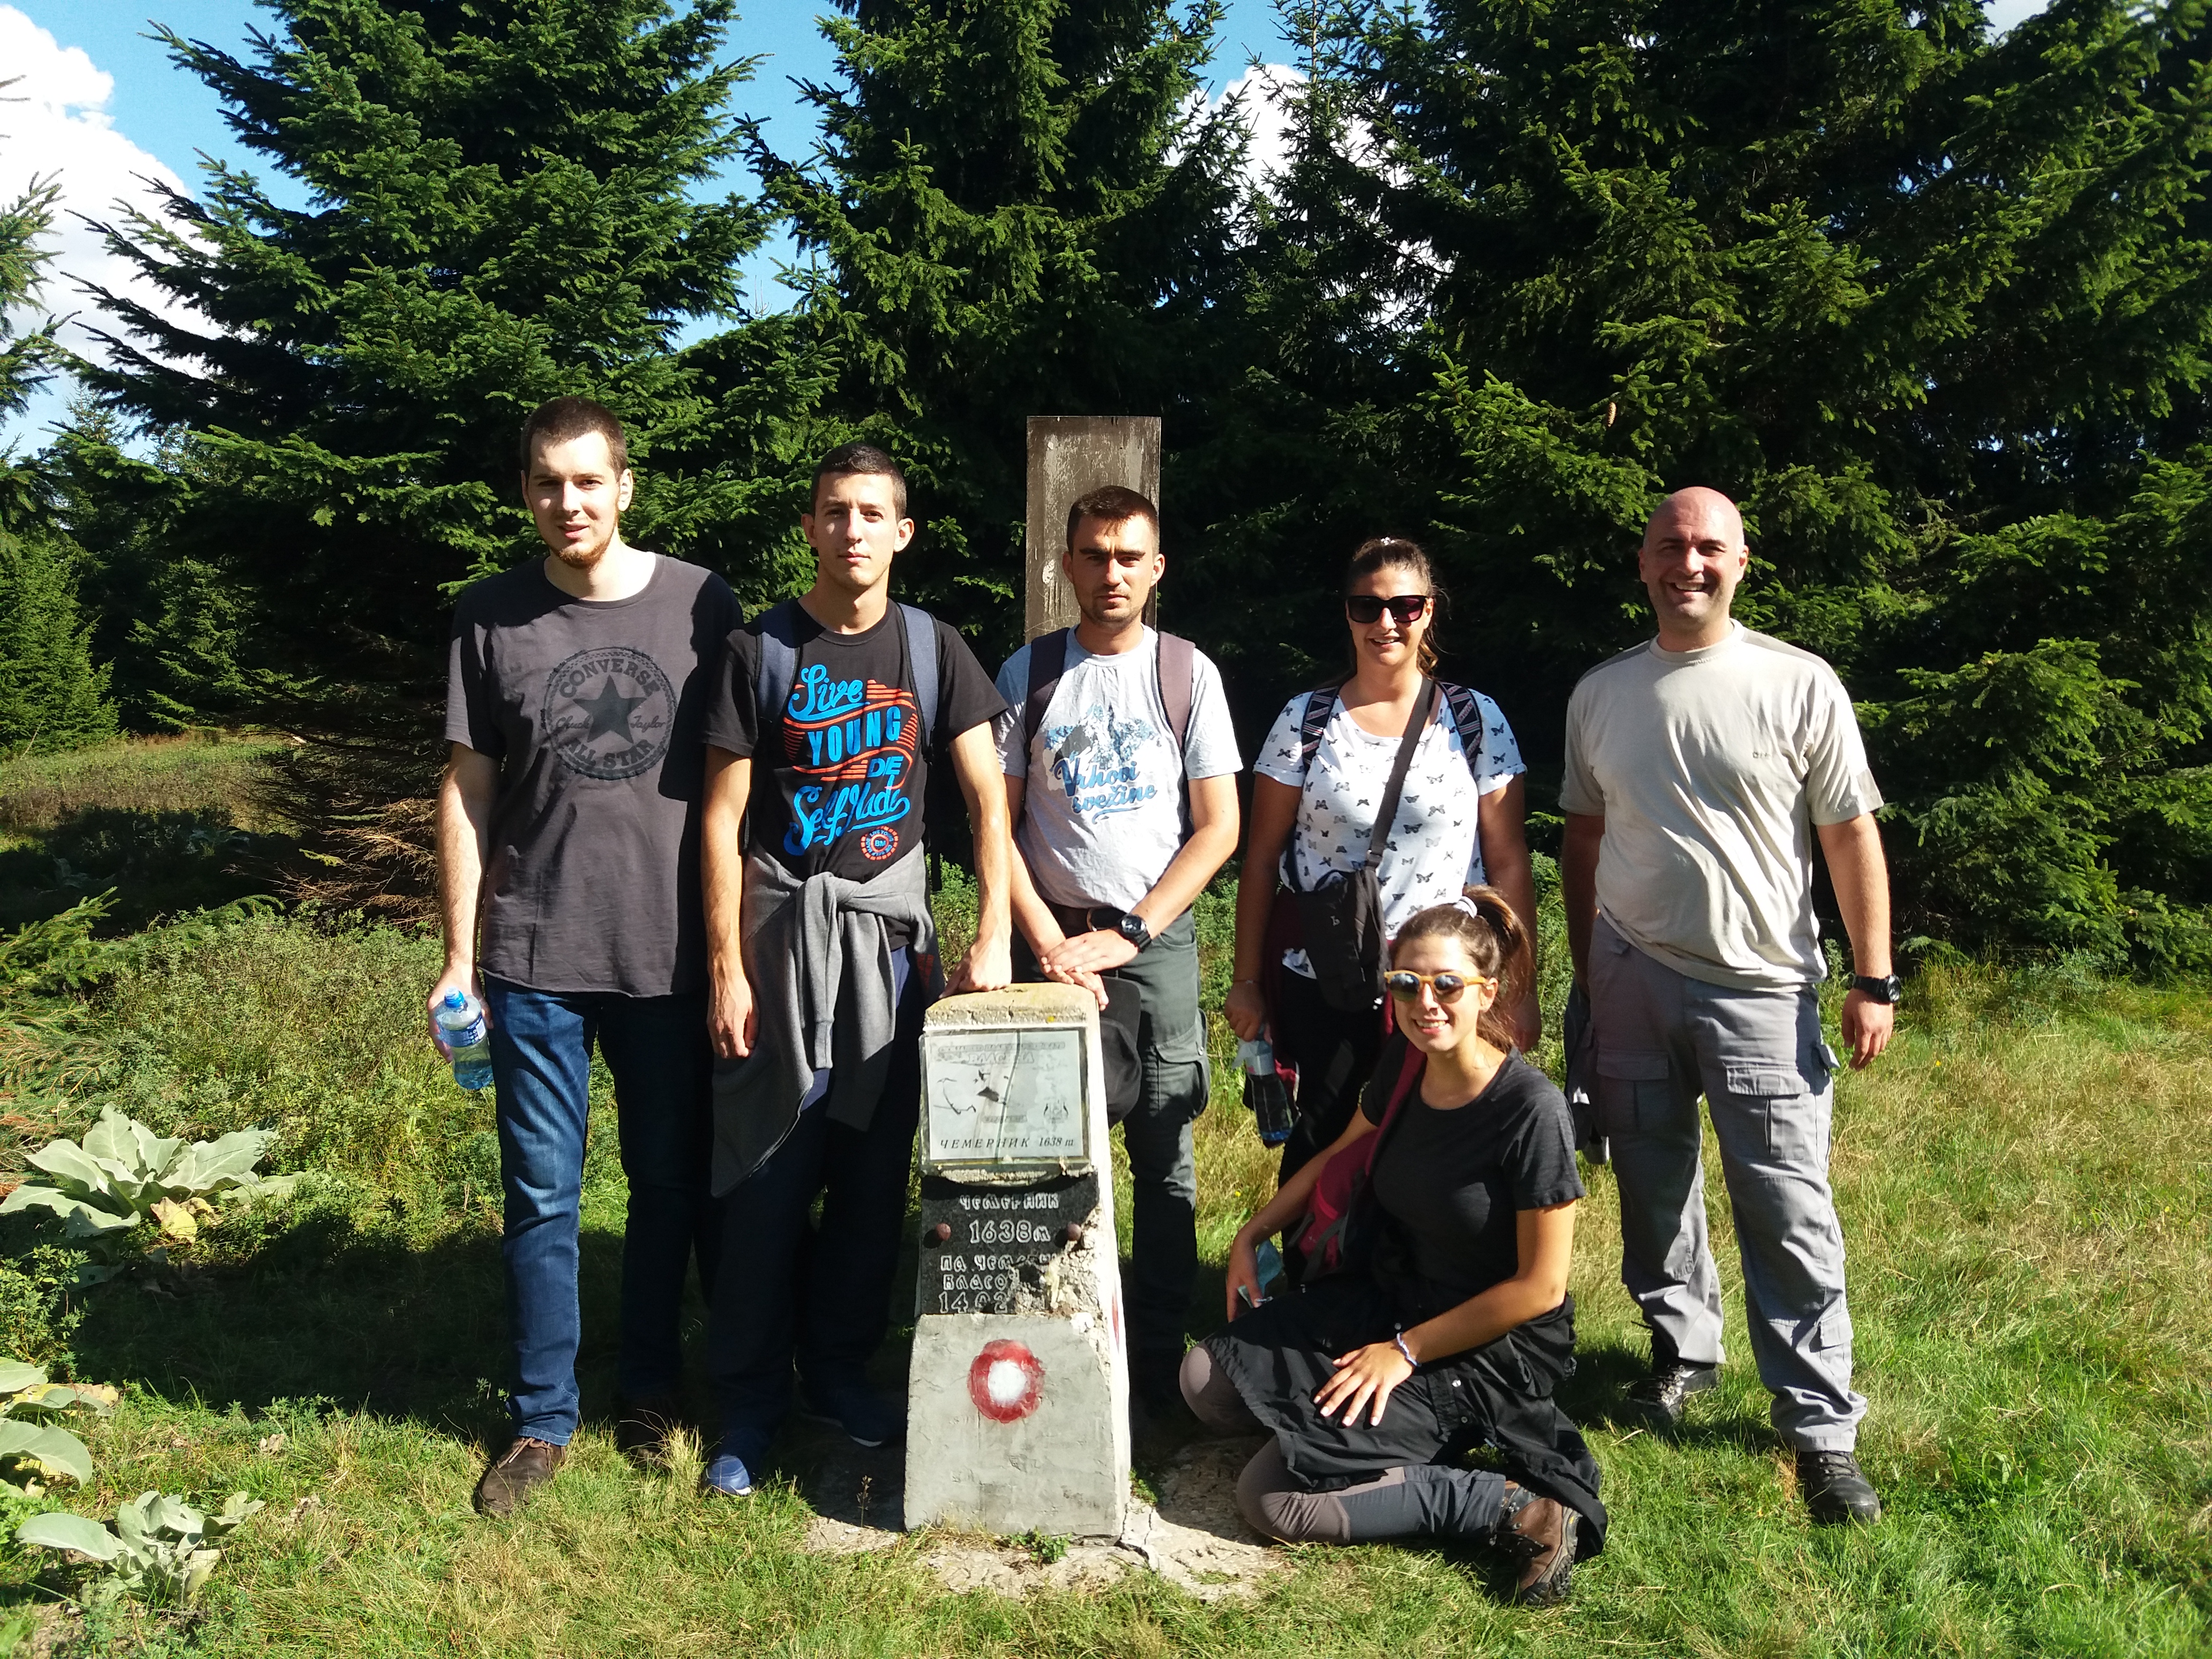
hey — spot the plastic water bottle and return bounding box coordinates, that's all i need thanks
[1238,1037,1297,1146]
[1254,1238,1284,1295]
[434,990,494,1091]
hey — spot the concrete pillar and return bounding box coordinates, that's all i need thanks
[905,983,1131,1538]
[1023,416,1162,641]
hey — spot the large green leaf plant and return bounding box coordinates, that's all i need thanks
[17,1491,263,1608]
[0,1359,113,1493]
[0,1105,296,1280]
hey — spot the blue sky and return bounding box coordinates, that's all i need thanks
[0,1,1299,447]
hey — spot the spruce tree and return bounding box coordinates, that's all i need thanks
[766,0,1246,657]
[73,0,785,712]
[0,532,118,753]
[1231,0,2212,969]
[0,171,61,431]
[0,163,113,750]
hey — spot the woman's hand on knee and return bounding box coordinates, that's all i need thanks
[1314,1341,1416,1428]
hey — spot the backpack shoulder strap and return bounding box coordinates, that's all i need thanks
[753,600,802,732]
[898,603,938,751]
[1156,631,1196,764]
[1023,626,1071,751]
[1441,681,1486,781]
[1297,683,1339,778]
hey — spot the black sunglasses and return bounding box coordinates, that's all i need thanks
[1346,594,1431,625]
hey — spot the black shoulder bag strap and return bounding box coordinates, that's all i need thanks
[1362,679,1438,877]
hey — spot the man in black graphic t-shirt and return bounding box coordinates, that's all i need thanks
[711,612,992,881]
[696,442,1011,1496]
[436,397,738,1516]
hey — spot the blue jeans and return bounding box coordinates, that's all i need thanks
[705,978,922,1467]
[484,977,720,1445]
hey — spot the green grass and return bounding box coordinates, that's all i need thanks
[0,745,2207,1655]
[0,733,292,935]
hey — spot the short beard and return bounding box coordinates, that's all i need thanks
[549,529,614,569]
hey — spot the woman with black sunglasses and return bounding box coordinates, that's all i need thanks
[1187,892,1602,1603]
[1226,537,1540,1185]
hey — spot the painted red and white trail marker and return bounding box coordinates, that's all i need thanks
[969,1339,1045,1423]
[905,983,1131,1537]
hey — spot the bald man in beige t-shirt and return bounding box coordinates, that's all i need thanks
[1561,488,1894,1527]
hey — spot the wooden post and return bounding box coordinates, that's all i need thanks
[1023,416,1162,641]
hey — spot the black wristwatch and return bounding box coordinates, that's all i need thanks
[1850,973,1903,1005]
[1116,911,1153,951]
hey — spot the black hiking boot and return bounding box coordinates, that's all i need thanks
[1797,1448,1882,1525]
[1625,1361,1719,1430]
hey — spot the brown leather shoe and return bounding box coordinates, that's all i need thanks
[1496,1482,1578,1606]
[474,1436,565,1516]
[615,1396,684,1467]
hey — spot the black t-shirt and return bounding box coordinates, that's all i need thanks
[444,555,741,995]
[703,602,1007,881]
[1364,1050,1585,1306]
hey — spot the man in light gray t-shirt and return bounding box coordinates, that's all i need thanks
[995,484,1242,1413]
[1561,487,1897,1528]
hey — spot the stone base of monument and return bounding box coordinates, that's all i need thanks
[807,1433,1280,1603]
[903,983,1130,1538]
[905,1311,1129,1538]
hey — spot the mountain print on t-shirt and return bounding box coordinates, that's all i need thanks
[1043,703,1161,819]
[780,662,921,861]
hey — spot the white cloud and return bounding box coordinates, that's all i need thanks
[0,4,199,440]
[1176,62,1304,188]
[1221,63,1301,186]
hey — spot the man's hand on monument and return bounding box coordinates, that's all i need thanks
[949,936,1013,995]
[1315,1341,1416,1428]
[1038,961,1110,1011]
[709,969,756,1059]
[1042,928,1138,976]
[1839,989,1893,1070]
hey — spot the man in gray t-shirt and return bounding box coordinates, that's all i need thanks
[995,485,1242,1412]
[435,397,738,1516]
[1561,487,1896,1527]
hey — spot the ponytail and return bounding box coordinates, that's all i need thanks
[1391,885,1533,1050]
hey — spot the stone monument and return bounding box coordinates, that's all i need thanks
[903,982,1130,1537]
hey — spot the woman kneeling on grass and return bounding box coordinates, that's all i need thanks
[1183,888,1604,1604]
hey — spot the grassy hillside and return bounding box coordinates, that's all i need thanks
[0,739,2206,1656]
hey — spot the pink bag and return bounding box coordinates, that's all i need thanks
[1291,1038,1424,1279]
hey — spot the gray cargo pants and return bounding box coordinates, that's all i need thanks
[1588,915,1866,1451]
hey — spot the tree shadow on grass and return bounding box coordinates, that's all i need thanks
[64,1213,705,1457]
[0,805,292,933]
